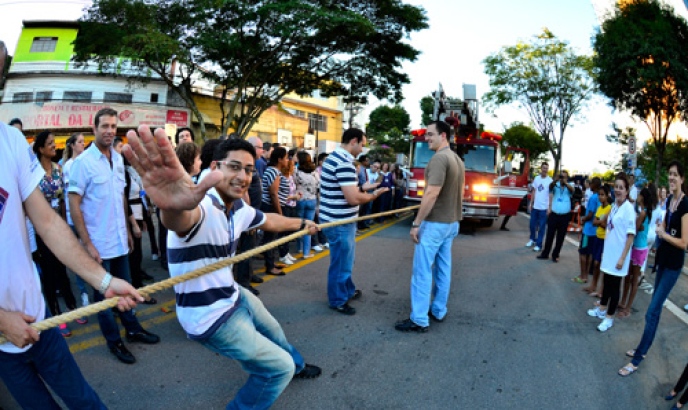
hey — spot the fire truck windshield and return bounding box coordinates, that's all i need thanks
[411,141,434,168]
[456,144,496,173]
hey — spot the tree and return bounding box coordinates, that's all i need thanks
[75,0,428,140]
[599,122,634,172]
[637,138,688,187]
[500,122,550,162]
[366,104,411,152]
[419,95,433,127]
[593,0,688,183]
[483,28,596,173]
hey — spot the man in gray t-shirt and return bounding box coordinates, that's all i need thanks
[395,120,464,333]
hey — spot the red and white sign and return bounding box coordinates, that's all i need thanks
[0,102,191,131]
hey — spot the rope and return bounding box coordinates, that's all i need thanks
[0,205,420,345]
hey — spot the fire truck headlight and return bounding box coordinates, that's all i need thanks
[408,180,418,190]
[417,180,426,188]
[473,183,490,193]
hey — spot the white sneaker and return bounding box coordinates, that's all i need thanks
[151,254,159,261]
[286,253,296,262]
[323,243,330,249]
[533,246,541,252]
[81,292,89,307]
[525,240,534,247]
[587,307,606,319]
[597,317,614,332]
[303,253,314,259]
[279,256,294,265]
[312,245,324,253]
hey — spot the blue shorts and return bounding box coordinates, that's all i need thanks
[578,235,595,255]
[592,237,604,262]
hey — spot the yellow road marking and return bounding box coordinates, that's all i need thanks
[68,215,409,353]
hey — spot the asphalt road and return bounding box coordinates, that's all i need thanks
[2,214,688,409]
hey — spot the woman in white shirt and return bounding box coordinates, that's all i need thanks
[294,151,319,259]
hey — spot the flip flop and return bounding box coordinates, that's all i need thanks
[267,270,285,276]
[572,277,587,284]
[618,364,638,377]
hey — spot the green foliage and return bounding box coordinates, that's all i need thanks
[599,123,635,172]
[366,105,411,154]
[419,95,433,127]
[483,28,596,173]
[501,122,550,161]
[75,0,428,140]
[593,0,688,183]
[637,138,688,187]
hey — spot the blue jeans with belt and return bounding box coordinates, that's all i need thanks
[632,265,682,366]
[199,287,305,410]
[324,223,357,308]
[410,221,459,327]
[94,255,144,347]
[0,313,105,409]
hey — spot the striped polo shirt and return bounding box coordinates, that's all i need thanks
[319,147,358,222]
[261,166,289,207]
[167,191,265,340]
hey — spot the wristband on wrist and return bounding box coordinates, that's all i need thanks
[99,273,113,294]
[299,218,306,230]
[411,221,421,228]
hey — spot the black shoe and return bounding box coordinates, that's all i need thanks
[110,341,136,364]
[250,275,264,284]
[141,271,154,282]
[126,329,160,344]
[294,364,322,379]
[428,311,444,323]
[500,227,509,231]
[348,289,362,302]
[536,254,549,260]
[330,303,356,315]
[247,285,260,296]
[394,318,428,333]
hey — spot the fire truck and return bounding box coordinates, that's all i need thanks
[404,84,530,227]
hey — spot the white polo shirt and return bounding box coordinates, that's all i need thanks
[531,175,553,211]
[68,143,129,259]
[0,123,46,353]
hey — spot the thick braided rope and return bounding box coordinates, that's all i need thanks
[0,205,420,345]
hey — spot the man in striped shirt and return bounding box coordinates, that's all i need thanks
[123,129,322,409]
[319,128,389,315]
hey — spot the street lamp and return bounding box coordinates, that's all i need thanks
[345,102,362,129]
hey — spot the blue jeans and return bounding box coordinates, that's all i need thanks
[69,224,89,296]
[324,223,357,307]
[0,319,105,409]
[199,287,305,410]
[632,265,682,366]
[529,208,547,247]
[296,199,317,254]
[94,255,144,347]
[410,221,459,327]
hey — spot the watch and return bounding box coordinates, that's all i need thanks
[99,273,113,294]
[358,185,364,193]
[411,222,421,228]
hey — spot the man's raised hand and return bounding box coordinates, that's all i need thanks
[122,126,222,212]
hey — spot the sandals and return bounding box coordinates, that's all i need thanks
[267,269,285,276]
[572,277,587,284]
[625,349,646,359]
[618,363,638,377]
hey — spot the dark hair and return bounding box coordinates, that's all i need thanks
[268,146,287,166]
[638,187,655,223]
[200,139,222,172]
[94,108,118,128]
[288,148,297,160]
[114,137,124,146]
[9,118,22,127]
[358,154,368,163]
[176,142,201,175]
[297,151,315,173]
[342,128,365,144]
[317,153,328,164]
[175,127,195,145]
[668,160,685,178]
[63,132,84,161]
[212,138,256,162]
[615,172,630,194]
[598,184,610,200]
[590,176,601,191]
[428,120,451,139]
[32,131,52,158]
[263,142,272,151]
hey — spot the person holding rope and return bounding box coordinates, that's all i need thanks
[395,120,464,332]
[0,121,144,409]
[123,128,322,409]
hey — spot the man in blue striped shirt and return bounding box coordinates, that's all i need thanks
[124,129,322,409]
[320,128,389,315]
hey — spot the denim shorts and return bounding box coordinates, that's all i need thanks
[592,236,604,262]
[578,235,595,255]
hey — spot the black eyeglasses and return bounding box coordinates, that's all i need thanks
[216,161,256,175]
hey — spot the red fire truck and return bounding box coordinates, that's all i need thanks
[404,85,530,227]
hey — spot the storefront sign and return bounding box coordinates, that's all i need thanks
[0,102,191,131]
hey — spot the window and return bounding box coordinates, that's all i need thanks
[150,93,159,103]
[30,37,58,53]
[457,144,496,173]
[104,92,133,103]
[292,109,306,119]
[36,91,53,102]
[308,113,327,132]
[63,91,92,102]
[12,92,33,103]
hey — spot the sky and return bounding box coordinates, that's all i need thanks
[1,0,686,173]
